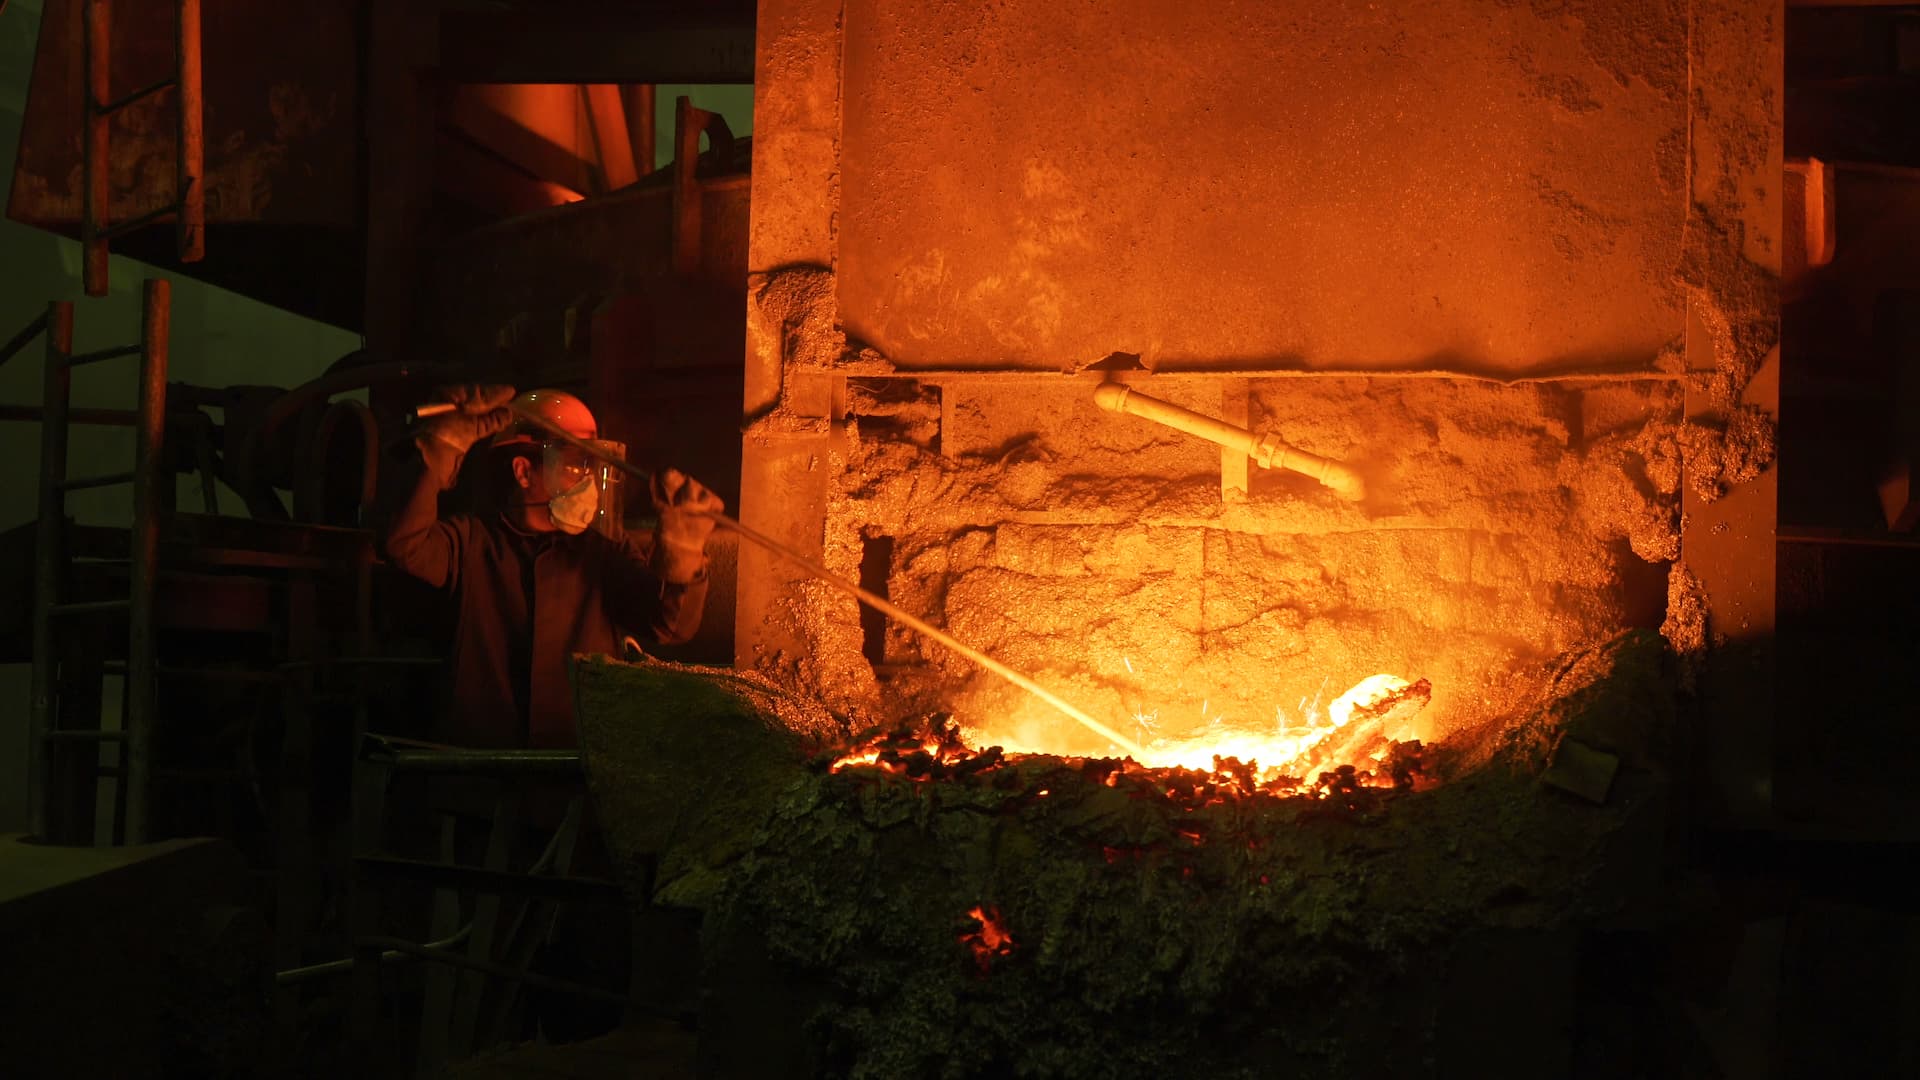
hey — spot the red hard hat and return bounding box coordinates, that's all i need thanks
[492,388,598,447]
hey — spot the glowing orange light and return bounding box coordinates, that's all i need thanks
[961,905,1015,972]
[822,669,1431,801]
[962,672,1429,788]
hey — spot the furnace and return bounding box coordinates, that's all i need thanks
[703,0,1784,1074]
[19,0,1914,1075]
[737,0,1780,819]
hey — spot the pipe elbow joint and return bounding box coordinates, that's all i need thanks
[1092,383,1132,413]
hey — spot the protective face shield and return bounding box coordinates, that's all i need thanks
[541,440,625,538]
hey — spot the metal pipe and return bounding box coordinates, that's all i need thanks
[83,0,111,296]
[671,96,711,276]
[126,279,170,844]
[407,400,458,421]
[631,84,656,177]
[175,0,204,262]
[1092,383,1366,501]
[502,401,1146,759]
[29,302,75,841]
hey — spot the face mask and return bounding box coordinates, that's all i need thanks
[547,474,599,534]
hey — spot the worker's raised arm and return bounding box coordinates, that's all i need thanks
[604,468,723,644]
[379,384,515,588]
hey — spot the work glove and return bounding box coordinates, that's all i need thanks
[419,383,516,454]
[651,467,724,583]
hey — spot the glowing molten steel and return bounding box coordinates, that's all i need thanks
[966,673,1431,788]
[828,673,1435,799]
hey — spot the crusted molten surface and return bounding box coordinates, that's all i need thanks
[670,633,1680,1078]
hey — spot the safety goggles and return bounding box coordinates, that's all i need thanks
[541,439,627,539]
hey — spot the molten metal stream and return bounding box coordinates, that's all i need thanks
[506,402,1149,759]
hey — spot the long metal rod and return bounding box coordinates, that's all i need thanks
[630,84,656,177]
[82,0,111,296]
[126,279,170,844]
[176,0,204,262]
[672,96,703,275]
[505,403,1146,758]
[29,302,75,840]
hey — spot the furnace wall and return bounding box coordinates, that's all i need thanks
[790,375,1680,750]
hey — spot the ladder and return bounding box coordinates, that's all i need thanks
[81,0,204,296]
[27,279,171,844]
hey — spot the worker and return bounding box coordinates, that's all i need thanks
[380,384,722,1045]
[382,383,722,748]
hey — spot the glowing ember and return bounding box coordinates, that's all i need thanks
[828,726,976,775]
[961,905,1015,973]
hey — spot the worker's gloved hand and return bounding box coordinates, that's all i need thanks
[651,468,724,582]
[420,384,516,454]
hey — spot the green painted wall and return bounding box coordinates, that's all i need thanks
[653,83,754,171]
[0,0,361,834]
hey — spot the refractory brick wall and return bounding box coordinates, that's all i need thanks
[769,374,1682,751]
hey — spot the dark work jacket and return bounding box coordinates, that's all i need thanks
[382,439,708,749]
